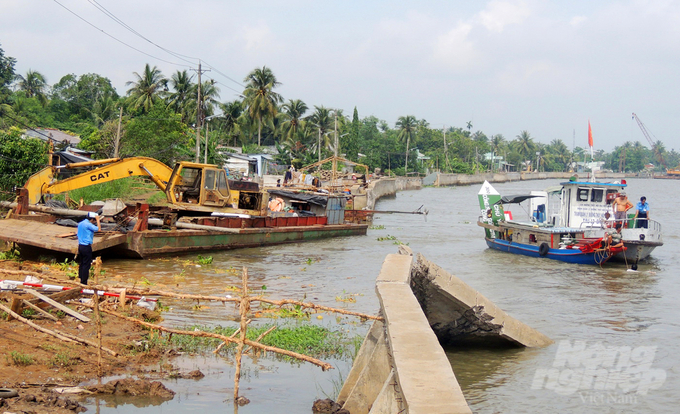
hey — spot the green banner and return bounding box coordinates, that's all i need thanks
[478,181,504,238]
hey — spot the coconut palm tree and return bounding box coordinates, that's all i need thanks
[242,66,282,146]
[279,99,308,142]
[307,106,333,162]
[126,64,167,113]
[217,100,244,146]
[548,139,570,171]
[396,115,417,173]
[14,70,48,106]
[514,130,536,170]
[167,70,195,123]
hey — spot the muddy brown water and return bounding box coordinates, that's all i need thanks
[82,178,679,413]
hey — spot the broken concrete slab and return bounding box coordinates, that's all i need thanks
[410,253,553,348]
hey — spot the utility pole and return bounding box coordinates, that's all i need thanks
[443,125,449,172]
[192,61,210,162]
[332,114,338,186]
[204,120,209,164]
[114,107,123,158]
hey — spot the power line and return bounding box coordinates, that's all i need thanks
[82,0,247,93]
[86,0,198,66]
[51,0,192,68]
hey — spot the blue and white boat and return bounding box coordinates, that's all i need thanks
[476,177,662,265]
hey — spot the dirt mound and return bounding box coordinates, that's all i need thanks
[86,378,175,399]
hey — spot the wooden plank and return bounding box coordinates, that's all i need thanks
[0,219,127,254]
[7,297,22,321]
[22,289,90,322]
[22,299,59,321]
[27,288,82,309]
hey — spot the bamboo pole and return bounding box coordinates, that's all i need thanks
[244,325,276,356]
[93,257,103,380]
[0,300,118,356]
[234,267,249,402]
[0,302,77,343]
[97,286,382,321]
[81,303,333,371]
[213,319,251,354]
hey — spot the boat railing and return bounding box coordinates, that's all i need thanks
[584,217,661,233]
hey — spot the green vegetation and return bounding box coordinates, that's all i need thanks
[48,351,79,368]
[170,324,360,361]
[21,308,37,317]
[0,244,20,261]
[195,255,213,265]
[2,40,678,204]
[7,351,35,366]
[369,224,386,230]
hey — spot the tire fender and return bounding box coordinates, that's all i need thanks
[538,242,550,256]
[0,388,18,398]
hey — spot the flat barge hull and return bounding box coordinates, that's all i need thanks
[0,218,367,259]
[123,224,367,258]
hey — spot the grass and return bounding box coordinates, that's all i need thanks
[8,351,35,366]
[0,245,20,261]
[48,351,79,368]
[169,324,361,361]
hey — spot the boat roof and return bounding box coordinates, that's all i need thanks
[559,181,626,187]
[496,194,542,205]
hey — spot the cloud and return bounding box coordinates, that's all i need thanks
[569,15,587,26]
[431,23,483,72]
[478,0,532,33]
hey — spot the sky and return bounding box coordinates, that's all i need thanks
[2,0,680,152]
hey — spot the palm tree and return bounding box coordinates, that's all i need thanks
[514,130,536,170]
[396,115,417,173]
[167,70,195,123]
[126,64,167,113]
[489,134,506,171]
[15,70,48,106]
[279,99,308,142]
[217,100,244,146]
[195,79,220,120]
[242,66,282,146]
[548,139,570,171]
[307,106,333,162]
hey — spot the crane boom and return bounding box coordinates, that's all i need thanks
[631,113,667,169]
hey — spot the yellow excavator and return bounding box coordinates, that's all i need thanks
[23,157,267,216]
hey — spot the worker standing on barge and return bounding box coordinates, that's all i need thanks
[77,212,101,285]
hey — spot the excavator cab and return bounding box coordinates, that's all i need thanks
[166,162,265,214]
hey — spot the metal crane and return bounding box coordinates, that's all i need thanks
[632,112,667,170]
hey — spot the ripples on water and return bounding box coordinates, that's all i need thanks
[87,178,679,413]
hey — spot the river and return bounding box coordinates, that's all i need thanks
[84,177,679,413]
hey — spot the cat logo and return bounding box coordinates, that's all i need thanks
[90,171,111,181]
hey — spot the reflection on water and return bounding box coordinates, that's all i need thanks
[84,178,680,413]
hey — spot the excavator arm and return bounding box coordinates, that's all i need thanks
[24,157,174,205]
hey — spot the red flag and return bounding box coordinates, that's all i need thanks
[588,121,593,148]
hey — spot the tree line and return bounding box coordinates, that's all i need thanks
[1,43,679,194]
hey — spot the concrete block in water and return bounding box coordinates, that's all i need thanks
[411,253,553,347]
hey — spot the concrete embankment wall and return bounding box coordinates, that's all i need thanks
[433,171,627,187]
[365,171,627,208]
[338,248,552,413]
[366,177,422,210]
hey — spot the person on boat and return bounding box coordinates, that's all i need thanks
[634,196,650,229]
[77,212,101,285]
[612,192,633,232]
[602,211,615,228]
[604,228,624,250]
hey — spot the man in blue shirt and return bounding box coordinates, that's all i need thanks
[634,196,650,229]
[77,212,101,285]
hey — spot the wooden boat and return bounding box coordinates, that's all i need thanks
[478,180,633,265]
